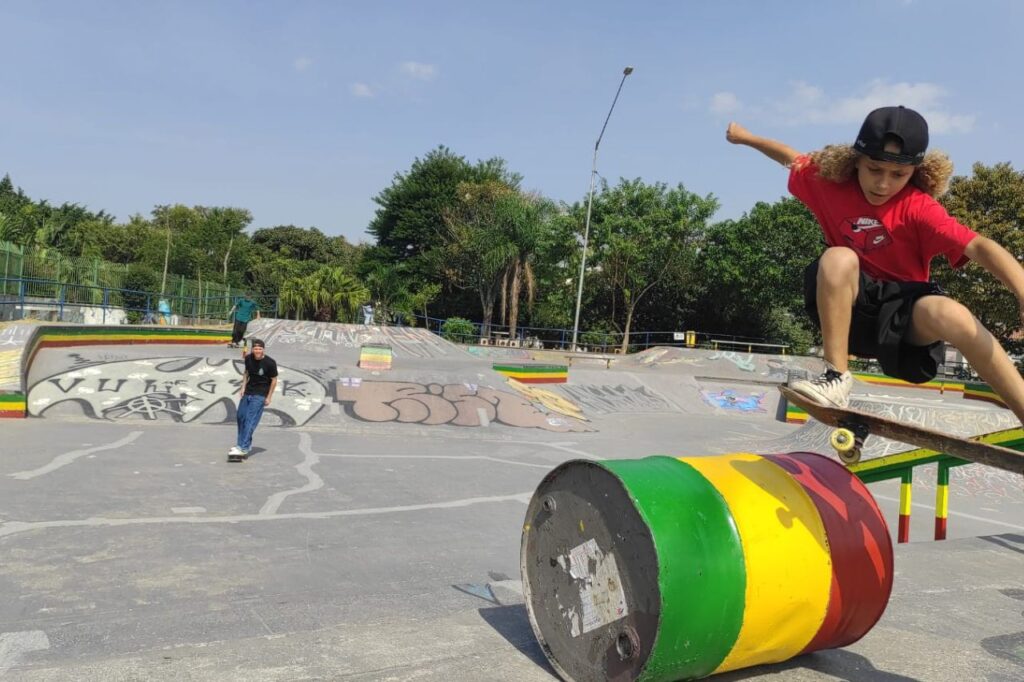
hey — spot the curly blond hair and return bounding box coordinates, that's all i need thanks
[808,144,954,198]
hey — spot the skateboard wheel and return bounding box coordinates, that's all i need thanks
[830,428,857,453]
[838,447,862,465]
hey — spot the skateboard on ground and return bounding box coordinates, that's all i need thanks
[227,451,248,463]
[779,386,1024,475]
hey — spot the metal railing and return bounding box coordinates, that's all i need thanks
[0,276,273,326]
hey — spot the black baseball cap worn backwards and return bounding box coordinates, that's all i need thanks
[853,105,929,165]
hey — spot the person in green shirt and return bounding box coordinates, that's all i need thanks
[228,293,260,348]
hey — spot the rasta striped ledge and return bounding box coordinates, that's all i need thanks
[2,325,231,418]
[0,393,26,418]
[522,452,893,681]
[492,363,568,384]
[359,343,393,370]
[963,381,1007,408]
[852,372,964,393]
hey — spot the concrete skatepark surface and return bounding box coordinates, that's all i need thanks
[1,319,1022,680]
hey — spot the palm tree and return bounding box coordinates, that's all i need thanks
[278,276,312,321]
[308,266,368,322]
[364,263,410,324]
[495,194,552,340]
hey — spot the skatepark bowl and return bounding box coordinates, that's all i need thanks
[0,319,1022,680]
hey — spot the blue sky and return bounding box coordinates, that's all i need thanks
[1,1,1021,243]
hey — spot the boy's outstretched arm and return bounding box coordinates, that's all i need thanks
[964,236,1024,324]
[726,122,802,168]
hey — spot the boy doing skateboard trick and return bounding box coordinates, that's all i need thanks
[229,339,278,460]
[726,105,1024,425]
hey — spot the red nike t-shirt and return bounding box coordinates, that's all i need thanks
[788,155,978,282]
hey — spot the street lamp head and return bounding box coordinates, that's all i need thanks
[623,66,634,76]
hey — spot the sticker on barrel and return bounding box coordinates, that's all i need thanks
[562,538,629,636]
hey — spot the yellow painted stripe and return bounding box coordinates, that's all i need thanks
[680,453,831,673]
[899,483,913,515]
[39,334,225,343]
[935,485,949,520]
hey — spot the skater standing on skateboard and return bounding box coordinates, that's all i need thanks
[726,105,1024,424]
[228,293,260,349]
[230,339,277,459]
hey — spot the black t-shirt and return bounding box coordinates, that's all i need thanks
[243,354,278,396]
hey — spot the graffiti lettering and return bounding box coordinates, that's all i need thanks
[48,377,85,394]
[29,356,327,426]
[281,380,310,397]
[246,319,454,359]
[557,384,670,415]
[709,351,757,373]
[96,378,128,393]
[334,380,593,432]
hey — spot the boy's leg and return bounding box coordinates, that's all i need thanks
[236,395,249,448]
[787,248,859,407]
[907,296,1024,423]
[815,247,860,373]
[238,396,266,452]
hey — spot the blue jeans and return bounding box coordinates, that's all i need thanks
[236,394,266,451]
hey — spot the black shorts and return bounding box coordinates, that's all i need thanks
[803,258,945,384]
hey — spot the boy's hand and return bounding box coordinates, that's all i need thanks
[726,122,751,145]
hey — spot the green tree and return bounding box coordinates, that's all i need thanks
[695,197,823,347]
[935,162,1024,348]
[586,179,719,352]
[496,193,555,339]
[278,266,368,322]
[367,147,521,310]
[439,180,518,335]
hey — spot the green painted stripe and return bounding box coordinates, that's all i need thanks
[493,364,568,374]
[601,456,745,681]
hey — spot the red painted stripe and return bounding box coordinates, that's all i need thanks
[507,377,567,384]
[898,515,910,543]
[934,517,947,541]
[765,453,894,653]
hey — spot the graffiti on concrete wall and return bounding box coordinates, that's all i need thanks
[556,384,671,416]
[334,379,593,432]
[247,320,453,358]
[28,356,327,426]
[464,346,532,360]
[709,351,757,373]
[700,388,767,412]
[0,323,34,347]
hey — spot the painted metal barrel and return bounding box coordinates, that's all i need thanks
[520,453,893,682]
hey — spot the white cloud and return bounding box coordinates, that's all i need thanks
[765,79,975,133]
[709,92,741,114]
[399,61,438,81]
[350,82,375,98]
[293,57,313,72]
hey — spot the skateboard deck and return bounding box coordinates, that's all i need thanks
[227,452,247,463]
[780,386,1024,475]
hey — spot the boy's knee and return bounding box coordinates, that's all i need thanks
[916,297,976,338]
[817,247,860,285]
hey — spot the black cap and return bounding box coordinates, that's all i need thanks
[853,106,929,165]
[250,339,265,348]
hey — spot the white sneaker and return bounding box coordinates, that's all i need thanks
[788,365,853,408]
[228,446,243,455]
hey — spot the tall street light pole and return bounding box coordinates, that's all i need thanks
[570,66,633,352]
